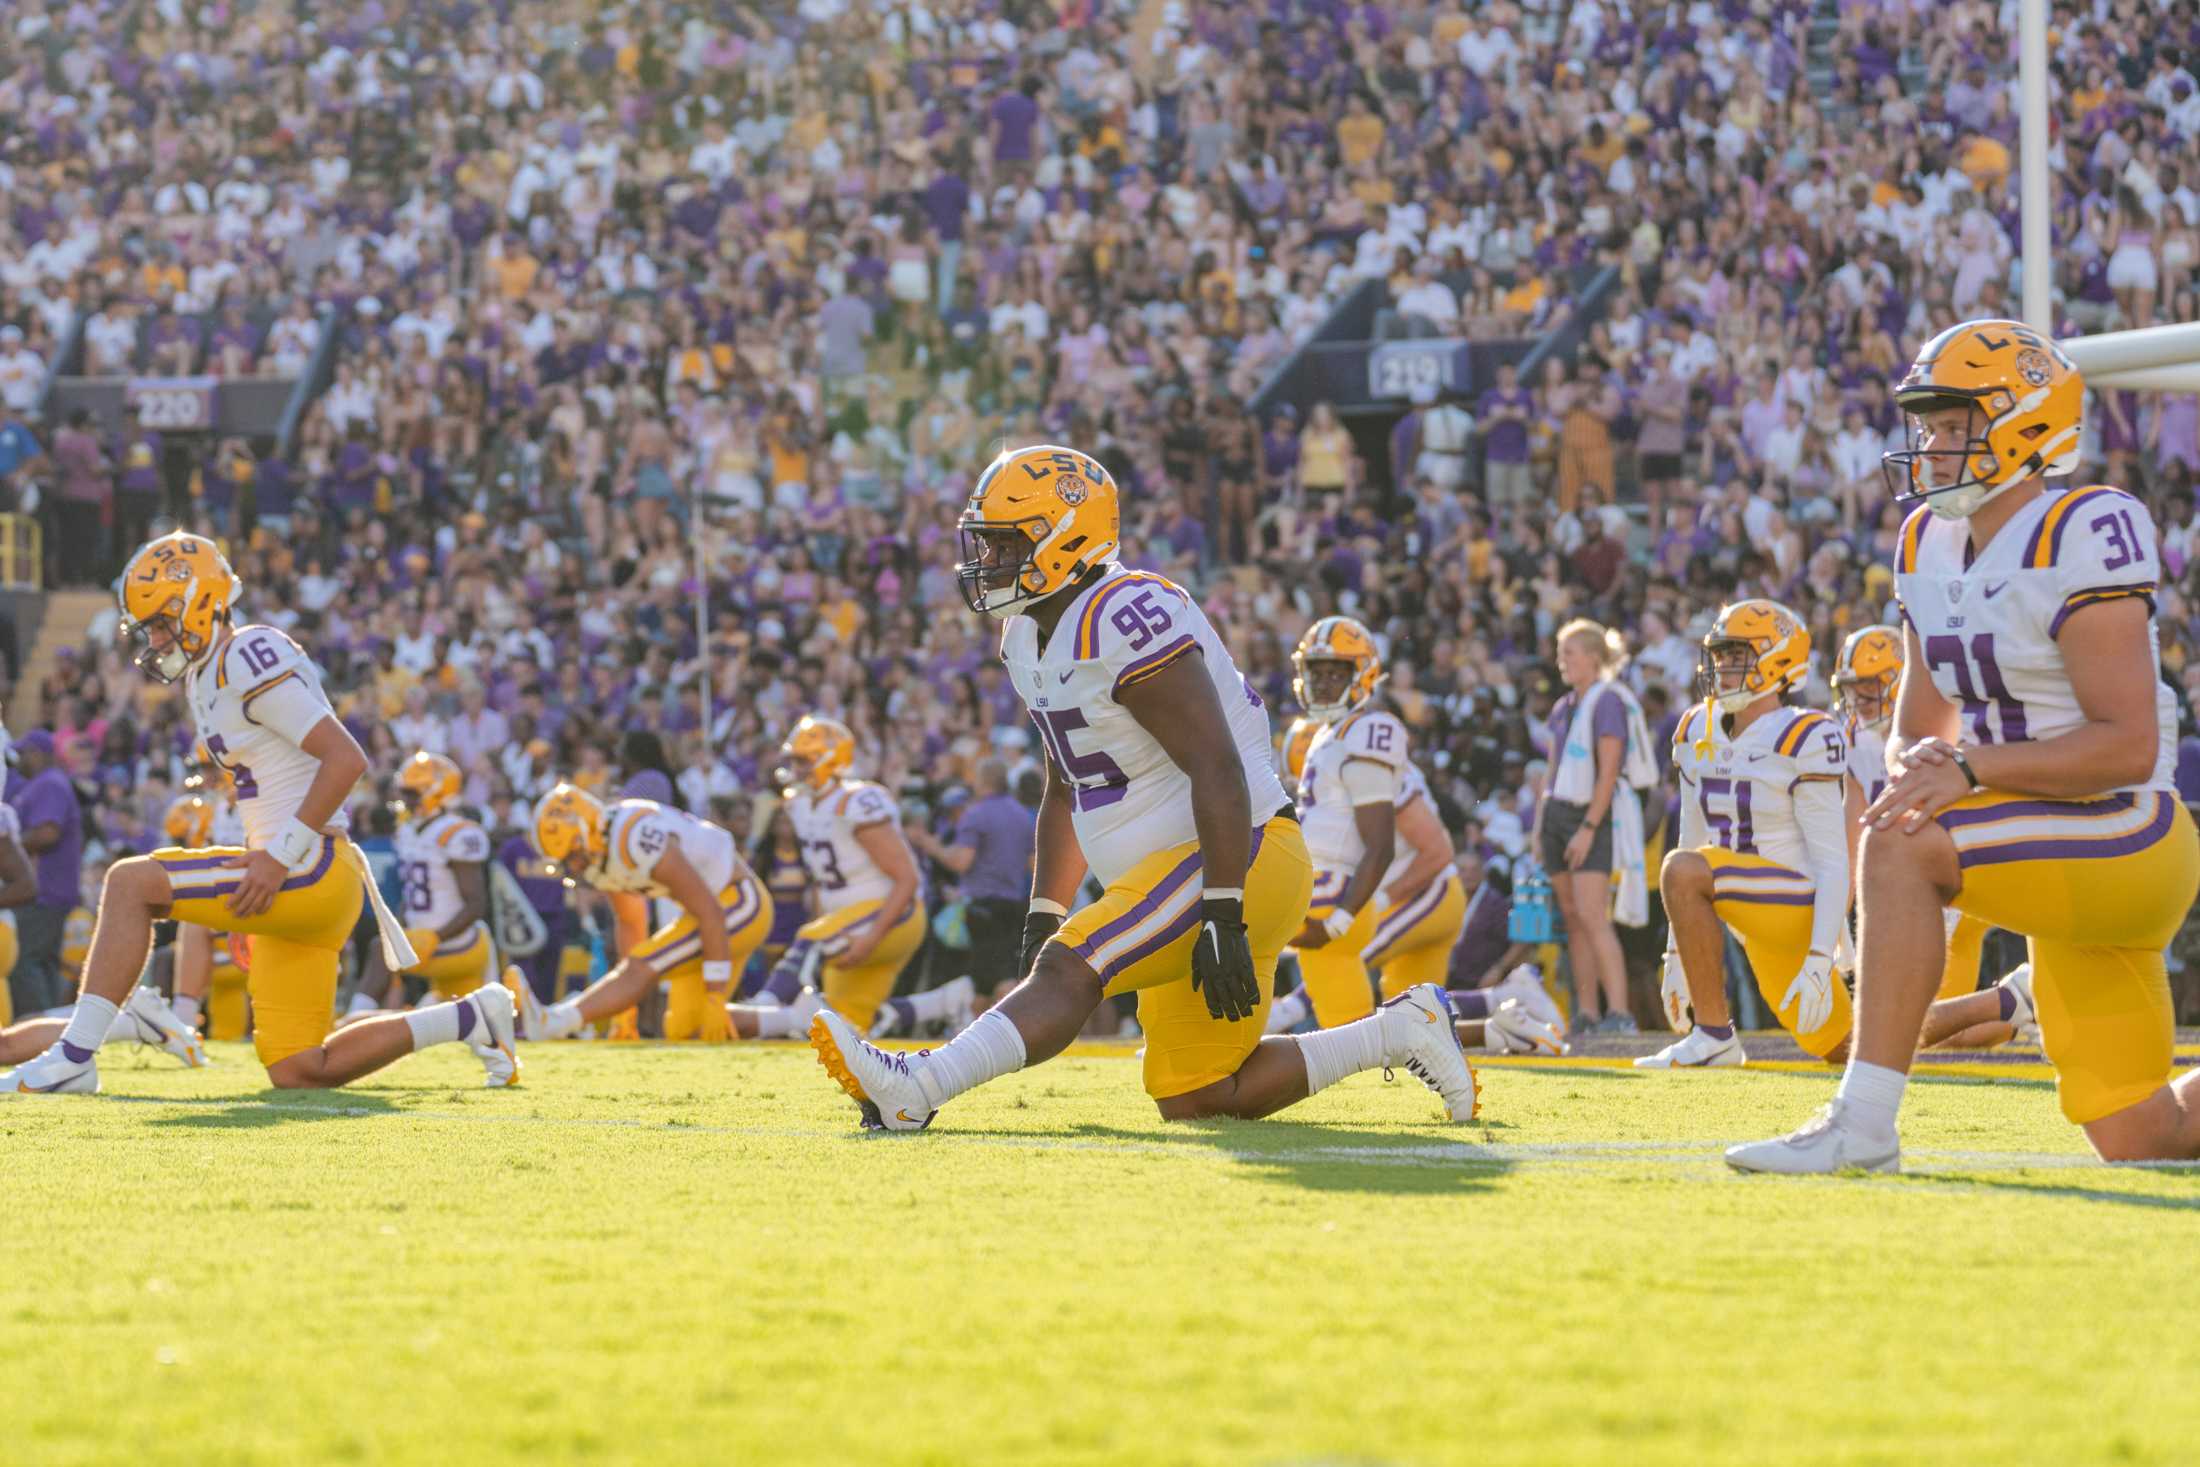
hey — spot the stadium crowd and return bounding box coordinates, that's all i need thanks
[5,0,2200,1024]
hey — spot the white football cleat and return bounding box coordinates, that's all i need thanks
[1493,964,1564,1032]
[1484,998,1567,1056]
[1725,1101,1899,1175]
[1998,963,2041,1044]
[466,985,521,1088]
[810,1007,933,1131]
[1633,1026,1747,1069]
[1378,983,1480,1121]
[0,1044,100,1095]
[503,965,548,1042]
[111,988,208,1068]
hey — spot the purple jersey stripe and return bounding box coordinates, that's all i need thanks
[1938,793,2136,830]
[1957,794,2174,869]
[1111,634,1198,697]
[1070,848,1203,959]
[2046,487,2122,566]
[2048,585,2155,639]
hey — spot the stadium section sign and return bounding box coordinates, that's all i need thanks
[125,377,219,430]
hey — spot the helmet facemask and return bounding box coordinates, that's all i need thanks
[1294,655,1361,722]
[1835,670,1896,735]
[122,587,215,685]
[1884,393,2054,521]
[956,517,1059,620]
[1697,638,1771,715]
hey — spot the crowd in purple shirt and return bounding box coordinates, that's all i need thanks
[4,0,2200,990]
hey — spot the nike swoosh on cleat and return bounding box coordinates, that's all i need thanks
[897,1109,922,1124]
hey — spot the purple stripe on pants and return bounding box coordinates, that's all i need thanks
[1071,849,1203,960]
[1938,793,2135,830]
[1957,795,2173,869]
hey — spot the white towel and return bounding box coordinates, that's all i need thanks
[1611,781,1649,928]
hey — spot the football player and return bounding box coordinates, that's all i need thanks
[806,445,1477,1129]
[756,716,935,1032]
[1733,320,2200,1171]
[1,532,515,1094]
[1636,601,1856,1069]
[1264,634,1561,1054]
[348,752,499,1015]
[525,785,780,1041]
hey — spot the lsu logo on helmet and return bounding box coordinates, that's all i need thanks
[118,532,242,683]
[956,445,1121,619]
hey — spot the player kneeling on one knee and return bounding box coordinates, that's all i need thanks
[2,532,515,1095]
[805,445,1480,1130]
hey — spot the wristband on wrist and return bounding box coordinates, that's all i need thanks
[1202,887,1243,902]
[702,960,733,988]
[1951,746,1982,790]
[1321,907,1356,940]
[1028,897,1068,918]
[267,817,321,873]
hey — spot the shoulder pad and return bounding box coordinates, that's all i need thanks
[1072,570,1194,663]
[838,781,897,827]
[216,625,307,692]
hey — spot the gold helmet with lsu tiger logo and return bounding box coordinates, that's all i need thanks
[532,782,608,882]
[1292,615,1383,722]
[956,444,1121,619]
[163,794,216,849]
[1883,319,2082,521]
[1697,599,1810,720]
[777,714,855,794]
[1833,625,1903,735]
[396,750,463,821]
[1281,717,1321,785]
[118,531,242,683]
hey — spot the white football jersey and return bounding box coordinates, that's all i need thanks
[1381,761,1436,892]
[1298,707,1409,876]
[393,811,492,932]
[211,794,245,847]
[786,779,899,912]
[1894,487,2174,791]
[592,800,740,897]
[1671,703,1848,871]
[1000,565,1291,887]
[1843,716,1890,806]
[186,625,348,849]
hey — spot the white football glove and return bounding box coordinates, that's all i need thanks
[1659,947,1692,1032]
[1781,953,1838,1037]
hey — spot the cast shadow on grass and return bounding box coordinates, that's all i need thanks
[1905,1169,2200,1213]
[131,1091,410,1130]
[1056,1119,1518,1196]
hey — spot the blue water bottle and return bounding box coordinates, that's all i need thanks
[1510,862,1555,944]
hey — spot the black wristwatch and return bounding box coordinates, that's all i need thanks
[1950,746,1981,790]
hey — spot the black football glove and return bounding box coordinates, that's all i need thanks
[1021,908,1066,978]
[1190,896,1259,1022]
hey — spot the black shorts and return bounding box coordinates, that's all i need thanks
[1641,452,1685,481]
[1538,799,1613,874]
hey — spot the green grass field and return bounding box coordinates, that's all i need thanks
[6,1040,2199,1467]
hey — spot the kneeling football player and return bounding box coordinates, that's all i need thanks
[347,752,502,1017]
[525,785,780,1041]
[2,533,516,1094]
[807,445,1479,1129]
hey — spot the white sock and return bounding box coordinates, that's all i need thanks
[1293,1011,1388,1095]
[542,1000,584,1039]
[1266,988,1311,1034]
[60,995,121,1058]
[1835,1059,1908,1136]
[749,1004,806,1038]
[346,992,381,1016]
[172,994,203,1029]
[404,1001,464,1050]
[913,1008,1026,1111]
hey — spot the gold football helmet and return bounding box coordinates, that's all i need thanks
[163,794,216,849]
[778,715,855,794]
[956,444,1121,618]
[533,783,607,881]
[1281,717,1321,784]
[1884,319,2082,519]
[1833,625,1903,734]
[1698,600,1810,717]
[118,532,242,683]
[1293,616,1383,721]
[397,751,463,821]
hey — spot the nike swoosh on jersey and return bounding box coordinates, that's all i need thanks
[1984,581,2011,598]
[1058,670,1074,684]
